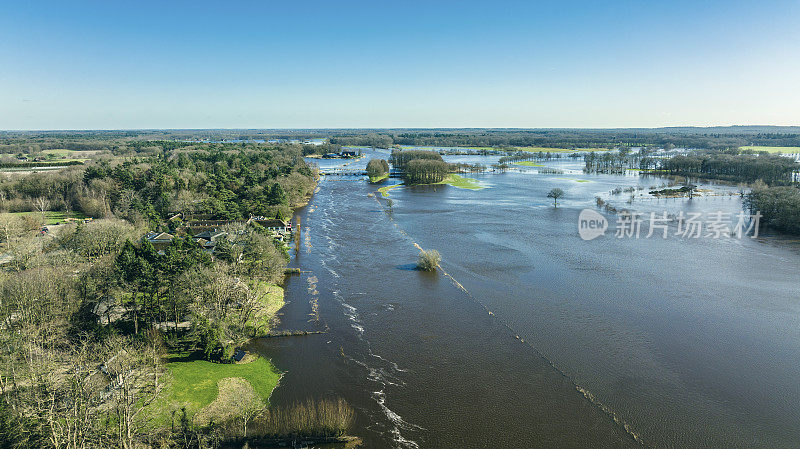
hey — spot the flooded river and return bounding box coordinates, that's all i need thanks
[254,150,800,448]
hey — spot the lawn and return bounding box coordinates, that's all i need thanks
[149,356,282,427]
[739,145,800,154]
[2,211,86,225]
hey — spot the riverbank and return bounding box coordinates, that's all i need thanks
[149,282,286,428]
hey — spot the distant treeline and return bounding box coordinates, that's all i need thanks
[659,153,799,184]
[0,160,84,168]
[330,128,800,150]
[499,151,579,164]
[0,140,116,154]
[3,128,800,155]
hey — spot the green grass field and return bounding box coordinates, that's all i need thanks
[740,146,800,154]
[514,161,544,167]
[1,211,86,225]
[377,184,402,197]
[149,356,281,427]
[439,174,483,189]
[146,281,284,428]
[377,175,482,195]
[40,149,75,156]
[368,173,389,183]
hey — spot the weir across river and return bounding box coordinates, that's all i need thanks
[318,168,403,177]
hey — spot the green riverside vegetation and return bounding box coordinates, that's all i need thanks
[0,136,357,448]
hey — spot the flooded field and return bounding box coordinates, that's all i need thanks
[255,150,800,448]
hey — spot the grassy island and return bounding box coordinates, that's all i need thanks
[438,174,483,189]
[369,173,389,183]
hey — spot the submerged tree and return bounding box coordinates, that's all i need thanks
[404,159,450,184]
[389,150,443,170]
[366,158,390,181]
[547,188,564,207]
[417,249,441,271]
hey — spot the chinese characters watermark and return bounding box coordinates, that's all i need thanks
[578,209,761,241]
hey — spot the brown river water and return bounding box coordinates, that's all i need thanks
[253,150,800,448]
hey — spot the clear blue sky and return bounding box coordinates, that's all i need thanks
[1,0,798,129]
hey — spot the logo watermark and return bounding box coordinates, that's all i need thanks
[578,209,762,240]
[578,209,608,240]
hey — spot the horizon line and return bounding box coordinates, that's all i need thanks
[2,124,800,133]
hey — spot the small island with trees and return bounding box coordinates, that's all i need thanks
[369,150,484,193]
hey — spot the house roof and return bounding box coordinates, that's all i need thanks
[194,230,226,240]
[254,219,288,228]
[187,220,243,227]
[147,232,174,241]
[194,238,215,247]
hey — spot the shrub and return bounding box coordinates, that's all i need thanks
[246,398,354,439]
[417,249,441,271]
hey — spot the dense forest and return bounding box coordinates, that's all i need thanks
[0,142,317,222]
[0,137,353,448]
[0,214,351,447]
